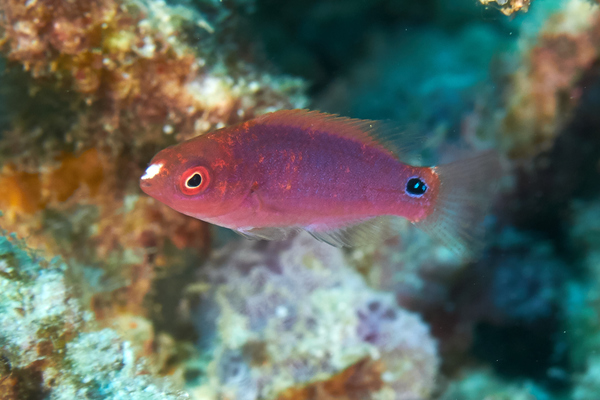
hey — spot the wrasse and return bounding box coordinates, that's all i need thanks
[140,110,500,256]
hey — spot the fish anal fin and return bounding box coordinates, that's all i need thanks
[305,216,395,248]
[235,227,299,241]
[255,109,424,163]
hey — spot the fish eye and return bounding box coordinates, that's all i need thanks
[186,173,202,188]
[179,166,210,195]
[406,177,427,197]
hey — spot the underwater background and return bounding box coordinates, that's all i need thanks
[1,0,600,399]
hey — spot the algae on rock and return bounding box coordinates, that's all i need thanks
[0,229,188,400]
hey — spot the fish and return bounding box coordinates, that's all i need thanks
[140,109,500,256]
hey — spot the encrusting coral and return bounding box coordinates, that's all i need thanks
[0,228,189,400]
[184,233,439,400]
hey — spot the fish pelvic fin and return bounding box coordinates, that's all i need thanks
[235,226,300,241]
[414,150,502,259]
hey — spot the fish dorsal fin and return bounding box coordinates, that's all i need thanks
[305,216,394,248]
[254,109,423,162]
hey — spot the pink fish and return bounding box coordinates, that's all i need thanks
[140,110,499,256]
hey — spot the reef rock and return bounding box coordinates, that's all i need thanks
[186,233,439,400]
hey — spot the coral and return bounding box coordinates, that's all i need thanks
[0,0,306,166]
[497,0,600,158]
[0,0,306,361]
[0,0,306,252]
[0,0,305,129]
[0,228,188,399]
[346,218,462,311]
[5,0,600,399]
[0,149,103,220]
[185,233,439,400]
[479,0,531,16]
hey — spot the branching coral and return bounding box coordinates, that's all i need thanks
[185,233,439,400]
[0,229,188,399]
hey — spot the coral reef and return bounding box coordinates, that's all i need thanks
[346,218,462,316]
[185,233,439,400]
[2,0,600,399]
[0,0,307,355]
[497,0,600,158]
[0,229,188,399]
[0,0,306,237]
[0,0,307,397]
[0,0,306,158]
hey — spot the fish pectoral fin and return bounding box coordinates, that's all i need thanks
[248,190,287,214]
[235,227,300,241]
[305,216,396,248]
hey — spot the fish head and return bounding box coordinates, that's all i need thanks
[140,135,252,221]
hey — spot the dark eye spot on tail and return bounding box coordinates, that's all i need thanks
[187,173,202,188]
[406,177,427,197]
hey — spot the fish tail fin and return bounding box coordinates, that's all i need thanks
[415,150,501,259]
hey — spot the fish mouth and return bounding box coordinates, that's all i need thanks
[139,162,165,193]
[141,162,164,180]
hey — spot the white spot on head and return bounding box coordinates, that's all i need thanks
[141,163,163,180]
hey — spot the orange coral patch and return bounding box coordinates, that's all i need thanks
[0,167,43,215]
[0,149,105,217]
[44,148,105,202]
